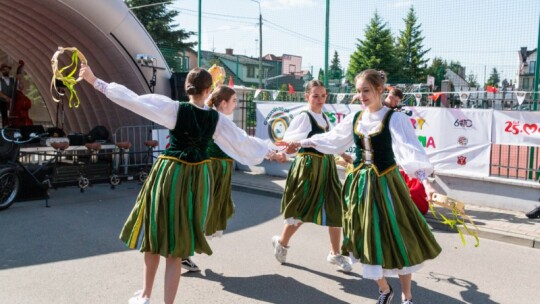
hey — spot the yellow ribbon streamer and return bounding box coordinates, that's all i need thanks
[429,193,480,247]
[208,64,225,91]
[50,47,88,108]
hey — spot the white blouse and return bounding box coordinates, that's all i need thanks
[283,109,329,142]
[93,79,273,166]
[300,106,433,180]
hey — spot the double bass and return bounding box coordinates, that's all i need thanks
[7,60,33,127]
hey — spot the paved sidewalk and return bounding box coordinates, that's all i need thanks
[231,170,540,249]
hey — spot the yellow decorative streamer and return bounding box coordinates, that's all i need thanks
[429,193,480,247]
[208,64,225,91]
[50,47,88,108]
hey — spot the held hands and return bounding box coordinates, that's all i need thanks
[79,63,97,85]
[268,151,287,163]
[340,153,353,164]
[275,141,301,154]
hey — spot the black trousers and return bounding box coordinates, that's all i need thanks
[0,101,8,127]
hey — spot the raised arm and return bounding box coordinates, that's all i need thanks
[80,63,179,129]
[282,112,356,155]
[213,112,279,165]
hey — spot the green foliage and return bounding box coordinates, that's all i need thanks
[126,0,195,70]
[394,7,430,84]
[467,73,479,88]
[329,51,343,80]
[425,57,466,90]
[487,68,500,87]
[318,68,325,82]
[346,12,396,84]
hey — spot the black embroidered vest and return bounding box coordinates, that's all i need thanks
[163,103,219,162]
[298,111,329,155]
[352,110,396,175]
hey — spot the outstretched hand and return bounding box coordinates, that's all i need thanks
[269,152,287,163]
[79,63,97,85]
[275,141,301,154]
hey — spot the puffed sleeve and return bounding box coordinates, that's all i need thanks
[283,112,312,141]
[299,112,356,154]
[213,112,274,165]
[390,111,433,180]
[94,79,178,129]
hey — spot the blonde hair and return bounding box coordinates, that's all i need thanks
[207,85,236,109]
[354,69,386,93]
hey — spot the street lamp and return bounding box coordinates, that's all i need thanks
[250,0,263,88]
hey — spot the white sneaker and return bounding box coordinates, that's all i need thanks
[327,252,353,273]
[271,235,288,264]
[128,290,149,304]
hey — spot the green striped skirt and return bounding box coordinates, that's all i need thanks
[281,152,343,227]
[205,158,235,236]
[119,155,214,258]
[341,165,441,279]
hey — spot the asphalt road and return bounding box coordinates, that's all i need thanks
[1,182,539,303]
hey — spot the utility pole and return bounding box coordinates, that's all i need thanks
[250,0,263,88]
[197,0,202,67]
[528,15,540,179]
[324,0,329,87]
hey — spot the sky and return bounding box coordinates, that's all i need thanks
[166,0,540,85]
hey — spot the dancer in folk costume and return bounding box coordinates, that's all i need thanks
[279,70,441,304]
[271,80,353,273]
[80,64,281,304]
[181,85,246,272]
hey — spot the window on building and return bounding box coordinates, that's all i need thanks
[289,64,296,73]
[529,61,536,75]
[182,56,189,71]
[247,66,255,78]
[523,77,530,90]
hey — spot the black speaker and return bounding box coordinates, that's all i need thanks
[170,72,189,101]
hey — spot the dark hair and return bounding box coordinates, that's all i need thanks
[208,85,236,108]
[354,69,386,93]
[185,68,213,95]
[390,88,403,100]
[305,79,325,93]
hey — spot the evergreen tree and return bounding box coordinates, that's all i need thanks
[318,68,325,82]
[126,0,195,71]
[395,6,430,84]
[487,68,500,87]
[347,12,396,84]
[329,51,343,80]
[425,57,447,90]
[467,73,479,88]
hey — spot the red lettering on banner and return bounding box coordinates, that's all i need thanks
[410,118,417,129]
[335,113,345,124]
[426,136,436,148]
[523,123,538,135]
[504,120,540,136]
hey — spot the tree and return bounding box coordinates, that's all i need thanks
[347,12,396,83]
[126,0,196,70]
[394,6,430,84]
[425,57,446,90]
[318,68,325,82]
[329,51,343,80]
[467,73,479,88]
[487,68,500,87]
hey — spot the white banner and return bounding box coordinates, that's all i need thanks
[407,107,492,176]
[492,110,540,146]
[256,102,493,176]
